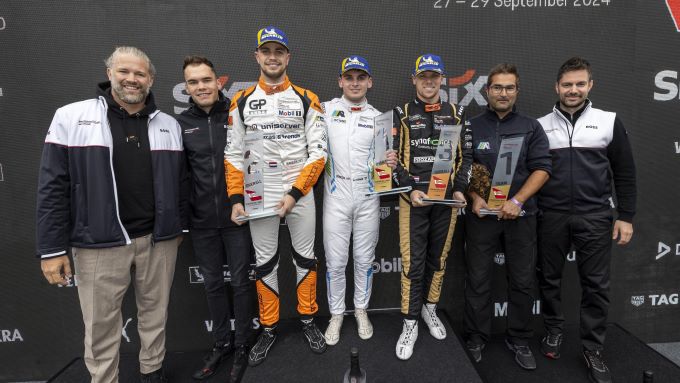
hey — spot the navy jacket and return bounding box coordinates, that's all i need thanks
[468,108,552,215]
[36,90,187,259]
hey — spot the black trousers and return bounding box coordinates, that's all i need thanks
[464,214,537,346]
[399,198,458,319]
[191,226,254,346]
[537,210,612,351]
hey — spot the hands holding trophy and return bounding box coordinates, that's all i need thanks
[366,111,411,197]
[470,136,526,219]
[419,124,466,208]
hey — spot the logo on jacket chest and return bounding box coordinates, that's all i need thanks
[279,109,302,117]
[249,99,266,110]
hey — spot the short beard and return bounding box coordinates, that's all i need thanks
[111,81,148,104]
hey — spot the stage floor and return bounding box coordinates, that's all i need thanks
[49,311,482,383]
[48,313,680,383]
[465,322,680,383]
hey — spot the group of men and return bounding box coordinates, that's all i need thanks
[36,25,635,383]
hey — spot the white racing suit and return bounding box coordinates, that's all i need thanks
[322,96,381,315]
[225,76,327,327]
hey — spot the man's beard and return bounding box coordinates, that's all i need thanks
[112,80,149,104]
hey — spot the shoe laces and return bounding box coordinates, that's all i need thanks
[514,344,532,356]
[303,322,322,338]
[425,305,442,327]
[545,333,562,346]
[256,328,275,344]
[355,310,369,328]
[400,320,417,344]
[328,315,343,332]
[585,350,607,371]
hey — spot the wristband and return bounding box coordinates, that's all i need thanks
[510,197,524,208]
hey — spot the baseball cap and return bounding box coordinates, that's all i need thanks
[340,56,371,76]
[413,54,445,76]
[256,26,289,49]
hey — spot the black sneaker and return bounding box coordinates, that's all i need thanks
[302,319,327,354]
[583,349,612,383]
[249,327,277,367]
[229,345,249,383]
[140,368,168,383]
[505,339,537,370]
[466,341,485,363]
[541,333,563,359]
[192,341,233,380]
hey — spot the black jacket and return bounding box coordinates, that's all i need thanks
[392,98,472,199]
[467,108,552,215]
[177,95,238,229]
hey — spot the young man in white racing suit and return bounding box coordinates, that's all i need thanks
[224,26,328,366]
[322,56,396,345]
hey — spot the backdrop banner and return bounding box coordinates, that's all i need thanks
[1,1,679,380]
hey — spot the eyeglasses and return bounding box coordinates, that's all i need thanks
[489,85,518,95]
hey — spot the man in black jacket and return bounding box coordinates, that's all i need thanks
[177,56,253,382]
[464,63,551,370]
[537,57,636,383]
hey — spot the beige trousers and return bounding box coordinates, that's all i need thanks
[73,235,178,383]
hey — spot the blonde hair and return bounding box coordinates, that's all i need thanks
[105,46,156,77]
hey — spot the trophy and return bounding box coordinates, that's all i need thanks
[365,111,411,196]
[236,131,280,221]
[420,124,466,207]
[479,136,526,216]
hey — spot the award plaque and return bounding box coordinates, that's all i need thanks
[235,131,280,222]
[478,208,526,217]
[421,124,466,207]
[485,136,525,210]
[365,111,411,197]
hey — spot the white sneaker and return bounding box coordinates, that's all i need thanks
[396,319,418,360]
[324,314,343,346]
[421,303,447,340]
[354,308,373,340]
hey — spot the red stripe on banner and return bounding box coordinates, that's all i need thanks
[667,0,680,31]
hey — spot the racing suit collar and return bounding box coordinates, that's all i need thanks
[258,75,291,95]
[340,95,367,112]
[414,96,442,112]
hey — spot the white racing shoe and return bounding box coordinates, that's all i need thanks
[396,319,418,360]
[354,308,373,340]
[421,303,447,340]
[324,314,343,346]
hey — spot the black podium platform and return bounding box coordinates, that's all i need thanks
[48,314,680,383]
[467,323,680,383]
[48,311,482,383]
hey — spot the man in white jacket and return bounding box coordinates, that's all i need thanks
[322,56,391,345]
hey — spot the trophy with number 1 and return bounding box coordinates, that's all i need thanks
[479,136,526,216]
